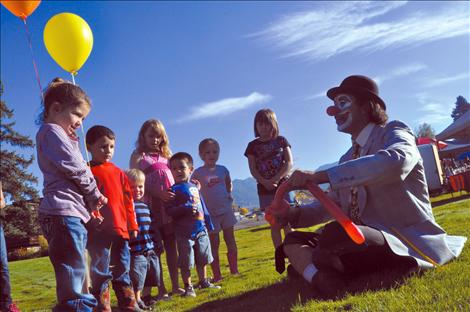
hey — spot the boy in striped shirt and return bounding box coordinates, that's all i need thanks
[126,169,162,310]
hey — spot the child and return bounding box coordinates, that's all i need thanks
[126,169,162,311]
[129,119,183,298]
[192,138,239,282]
[36,78,106,311]
[244,108,294,249]
[85,125,140,312]
[167,152,220,297]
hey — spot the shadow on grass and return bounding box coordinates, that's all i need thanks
[432,193,470,208]
[188,268,417,312]
[249,226,271,233]
[189,278,317,312]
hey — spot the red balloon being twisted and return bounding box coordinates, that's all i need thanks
[265,181,365,245]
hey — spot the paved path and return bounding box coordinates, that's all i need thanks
[235,217,268,230]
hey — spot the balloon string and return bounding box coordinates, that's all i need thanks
[81,123,90,166]
[70,75,90,166]
[22,18,44,103]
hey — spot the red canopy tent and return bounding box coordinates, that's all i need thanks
[416,137,448,150]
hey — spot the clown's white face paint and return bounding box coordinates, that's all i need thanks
[333,94,354,132]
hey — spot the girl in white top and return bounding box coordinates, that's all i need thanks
[192,138,239,282]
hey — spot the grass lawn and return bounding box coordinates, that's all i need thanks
[9,194,470,311]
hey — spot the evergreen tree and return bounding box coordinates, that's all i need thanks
[416,122,436,139]
[451,95,470,121]
[0,80,40,242]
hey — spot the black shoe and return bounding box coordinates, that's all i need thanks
[141,296,157,307]
[311,269,348,299]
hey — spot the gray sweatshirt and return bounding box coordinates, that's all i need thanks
[36,123,102,223]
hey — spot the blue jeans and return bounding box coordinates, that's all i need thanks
[130,250,161,291]
[87,232,132,295]
[39,214,97,312]
[0,222,12,310]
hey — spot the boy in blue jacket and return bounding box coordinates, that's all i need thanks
[166,152,220,297]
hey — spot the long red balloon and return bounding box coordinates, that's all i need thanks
[265,181,365,244]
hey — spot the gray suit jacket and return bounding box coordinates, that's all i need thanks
[295,120,466,268]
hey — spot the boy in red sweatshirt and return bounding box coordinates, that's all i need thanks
[86,125,141,312]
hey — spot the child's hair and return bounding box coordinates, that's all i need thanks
[169,152,193,168]
[254,108,279,138]
[125,168,146,184]
[198,138,220,154]
[136,119,172,158]
[37,77,91,125]
[86,125,116,146]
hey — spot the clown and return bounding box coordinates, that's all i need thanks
[272,75,467,299]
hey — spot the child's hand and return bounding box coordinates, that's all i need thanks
[158,189,175,202]
[129,230,138,239]
[191,179,201,190]
[95,195,108,210]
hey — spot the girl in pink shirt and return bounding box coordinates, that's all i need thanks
[130,119,183,299]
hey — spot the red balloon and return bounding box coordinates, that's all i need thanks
[266,181,365,244]
[1,0,41,20]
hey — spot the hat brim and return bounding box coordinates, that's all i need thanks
[327,86,386,110]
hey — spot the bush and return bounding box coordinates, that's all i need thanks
[38,235,49,257]
[8,246,41,261]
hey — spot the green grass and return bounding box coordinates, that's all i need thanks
[9,198,470,311]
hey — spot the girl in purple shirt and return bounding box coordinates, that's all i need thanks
[36,78,106,312]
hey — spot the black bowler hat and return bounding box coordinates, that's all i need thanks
[327,75,386,110]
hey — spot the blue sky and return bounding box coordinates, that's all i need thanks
[1,1,469,190]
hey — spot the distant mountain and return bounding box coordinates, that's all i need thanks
[232,177,258,208]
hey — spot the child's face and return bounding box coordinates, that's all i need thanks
[88,136,115,163]
[47,100,90,137]
[144,127,161,152]
[200,144,219,167]
[170,159,193,183]
[130,180,145,201]
[256,121,274,140]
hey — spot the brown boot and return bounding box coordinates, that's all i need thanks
[114,285,143,312]
[94,286,111,312]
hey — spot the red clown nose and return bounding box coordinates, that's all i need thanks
[326,106,340,116]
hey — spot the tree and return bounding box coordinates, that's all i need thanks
[416,122,436,139]
[451,95,470,121]
[1,80,40,242]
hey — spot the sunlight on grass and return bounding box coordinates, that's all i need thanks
[9,198,470,311]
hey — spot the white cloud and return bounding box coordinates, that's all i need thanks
[254,1,470,61]
[176,92,272,123]
[374,63,427,85]
[304,91,326,101]
[414,92,453,125]
[422,72,470,88]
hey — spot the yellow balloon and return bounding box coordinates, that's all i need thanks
[43,13,93,74]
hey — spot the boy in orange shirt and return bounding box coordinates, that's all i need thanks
[86,125,141,312]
